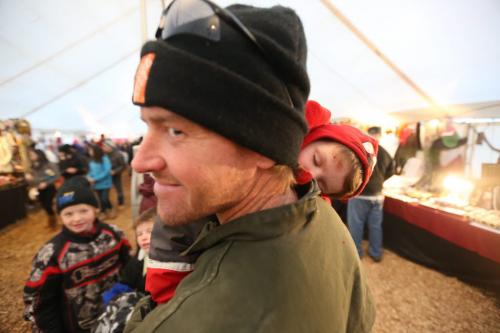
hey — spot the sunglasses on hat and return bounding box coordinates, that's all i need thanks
[155,0,294,107]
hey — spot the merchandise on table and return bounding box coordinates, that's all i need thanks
[384,173,500,230]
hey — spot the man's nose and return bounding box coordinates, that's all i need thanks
[131,135,166,173]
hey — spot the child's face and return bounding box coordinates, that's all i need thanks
[298,141,350,196]
[136,221,154,253]
[60,204,97,234]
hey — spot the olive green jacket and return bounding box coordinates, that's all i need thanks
[125,183,375,333]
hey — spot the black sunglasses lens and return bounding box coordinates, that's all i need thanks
[160,0,221,42]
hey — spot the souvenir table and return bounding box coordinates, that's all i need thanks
[383,194,500,290]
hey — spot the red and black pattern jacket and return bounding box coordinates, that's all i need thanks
[23,221,131,333]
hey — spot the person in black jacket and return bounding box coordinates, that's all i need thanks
[347,126,395,262]
[26,149,60,227]
[58,144,88,180]
[103,140,127,209]
[23,176,131,332]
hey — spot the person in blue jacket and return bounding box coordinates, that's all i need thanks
[87,144,114,219]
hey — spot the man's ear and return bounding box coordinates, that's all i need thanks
[237,144,276,170]
[249,151,276,170]
[256,156,276,170]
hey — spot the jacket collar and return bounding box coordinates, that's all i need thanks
[184,181,320,255]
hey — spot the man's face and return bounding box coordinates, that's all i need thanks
[298,141,349,196]
[132,107,261,226]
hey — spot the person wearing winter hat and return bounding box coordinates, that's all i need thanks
[102,139,127,209]
[87,144,115,220]
[25,148,61,228]
[348,126,395,262]
[23,176,131,332]
[139,100,378,309]
[127,1,374,332]
[57,144,88,180]
[297,100,378,199]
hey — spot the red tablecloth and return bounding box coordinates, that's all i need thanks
[384,196,500,264]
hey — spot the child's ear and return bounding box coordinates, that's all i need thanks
[95,208,100,215]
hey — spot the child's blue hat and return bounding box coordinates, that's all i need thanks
[56,176,99,213]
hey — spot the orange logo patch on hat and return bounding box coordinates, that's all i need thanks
[133,53,156,104]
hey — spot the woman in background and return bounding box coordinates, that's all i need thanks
[87,144,114,220]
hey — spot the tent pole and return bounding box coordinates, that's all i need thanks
[464,124,474,178]
[320,0,444,113]
[140,0,148,43]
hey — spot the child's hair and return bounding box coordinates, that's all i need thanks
[331,143,364,199]
[133,206,156,229]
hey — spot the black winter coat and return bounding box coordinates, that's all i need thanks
[361,145,395,196]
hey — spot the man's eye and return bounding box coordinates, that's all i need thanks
[168,127,184,137]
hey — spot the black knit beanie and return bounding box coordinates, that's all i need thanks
[132,4,310,167]
[56,176,99,213]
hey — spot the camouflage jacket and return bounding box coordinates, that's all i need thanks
[23,221,131,333]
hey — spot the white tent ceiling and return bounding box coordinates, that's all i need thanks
[1,0,499,138]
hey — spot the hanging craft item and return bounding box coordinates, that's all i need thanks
[0,122,13,172]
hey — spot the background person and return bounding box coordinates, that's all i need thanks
[348,126,395,262]
[93,207,156,333]
[23,176,131,332]
[297,100,378,200]
[103,140,127,209]
[26,148,60,228]
[57,144,88,180]
[87,144,115,220]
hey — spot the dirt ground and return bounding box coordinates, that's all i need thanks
[0,175,499,332]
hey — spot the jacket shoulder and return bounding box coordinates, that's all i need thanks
[101,223,125,238]
[25,233,66,288]
[125,242,232,332]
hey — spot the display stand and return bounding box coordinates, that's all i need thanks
[383,195,500,291]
